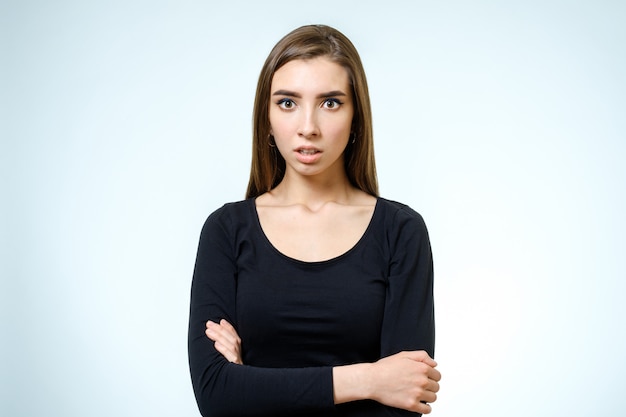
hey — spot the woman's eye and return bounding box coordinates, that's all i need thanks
[323,99,342,109]
[277,99,295,109]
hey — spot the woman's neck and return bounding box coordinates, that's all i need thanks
[261,171,365,211]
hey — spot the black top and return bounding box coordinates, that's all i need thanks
[188,197,434,417]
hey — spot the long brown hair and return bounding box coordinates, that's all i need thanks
[246,24,378,198]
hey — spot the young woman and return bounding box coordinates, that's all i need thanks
[188,24,440,416]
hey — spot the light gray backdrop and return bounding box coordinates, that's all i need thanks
[2,0,625,416]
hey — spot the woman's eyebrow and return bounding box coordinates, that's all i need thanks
[272,89,348,99]
[317,90,348,99]
[272,89,301,98]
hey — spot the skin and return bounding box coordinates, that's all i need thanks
[260,57,377,262]
[205,57,441,413]
[269,57,354,185]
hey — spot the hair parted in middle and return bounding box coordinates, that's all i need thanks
[245,24,378,199]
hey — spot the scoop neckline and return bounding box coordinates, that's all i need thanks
[248,197,381,266]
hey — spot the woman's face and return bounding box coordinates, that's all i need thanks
[269,57,354,181]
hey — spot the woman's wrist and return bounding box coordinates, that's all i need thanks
[332,362,375,404]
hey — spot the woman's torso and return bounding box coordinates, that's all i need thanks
[235,197,388,368]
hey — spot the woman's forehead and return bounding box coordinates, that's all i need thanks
[271,57,350,95]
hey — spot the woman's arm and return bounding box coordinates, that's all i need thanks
[207,321,440,414]
[333,351,439,414]
[334,202,441,414]
[377,203,439,415]
[380,204,435,358]
[189,208,335,417]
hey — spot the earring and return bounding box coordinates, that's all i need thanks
[351,132,356,144]
[268,134,276,147]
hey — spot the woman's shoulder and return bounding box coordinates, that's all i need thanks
[375,197,429,237]
[202,198,255,229]
[211,198,252,214]
[377,197,425,222]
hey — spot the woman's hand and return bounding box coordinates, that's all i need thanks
[205,319,243,365]
[333,350,441,414]
[369,351,441,413]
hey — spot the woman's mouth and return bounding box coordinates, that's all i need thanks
[294,147,322,163]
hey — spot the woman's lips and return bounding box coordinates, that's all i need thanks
[294,147,321,163]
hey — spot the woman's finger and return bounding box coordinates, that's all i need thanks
[214,341,243,364]
[206,320,241,345]
[205,319,243,364]
[416,402,433,415]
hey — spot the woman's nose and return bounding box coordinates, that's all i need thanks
[297,109,320,139]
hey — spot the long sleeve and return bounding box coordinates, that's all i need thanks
[377,203,435,416]
[187,206,335,417]
[188,199,437,417]
[381,204,435,356]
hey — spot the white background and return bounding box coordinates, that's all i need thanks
[2,1,625,416]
